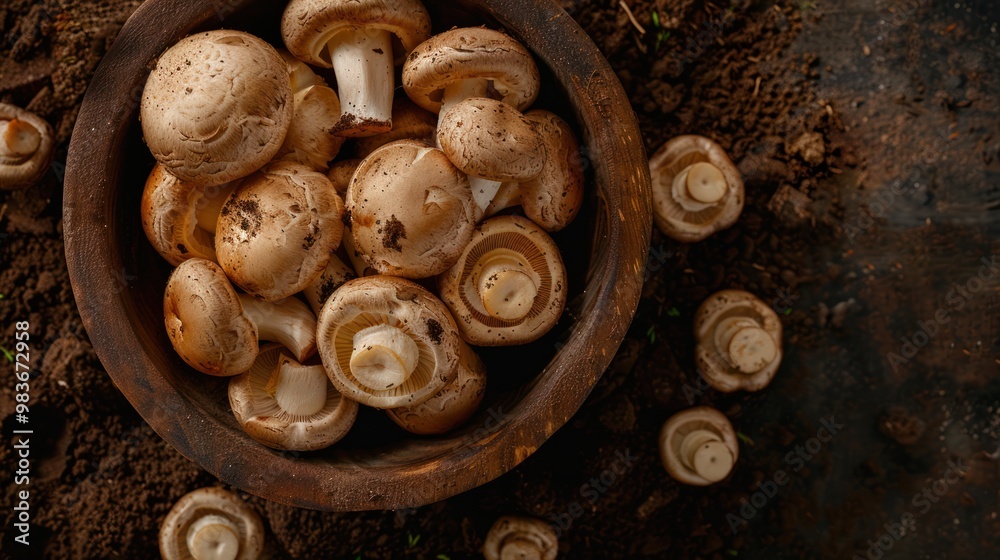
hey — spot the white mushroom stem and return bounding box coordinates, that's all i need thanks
[349,324,419,390]
[714,317,778,374]
[483,182,522,218]
[270,356,328,416]
[679,429,733,482]
[500,537,546,560]
[475,251,537,321]
[186,514,240,560]
[238,295,316,362]
[0,119,41,158]
[439,79,490,121]
[672,162,729,212]
[327,29,394,135]
[195,182,238,235]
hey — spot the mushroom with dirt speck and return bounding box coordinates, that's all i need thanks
[483,515,557,560]
[352,97,437,159]
[386,342,486,434]
[273,50,345,171]
[302,254,356,315]
[694,289,783,392]
[660,406,739,486]
[0,103,54,190]
[159,487,263,560]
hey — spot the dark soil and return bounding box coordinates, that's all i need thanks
[2,0,998,559]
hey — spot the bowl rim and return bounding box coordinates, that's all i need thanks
[64,0,652,511]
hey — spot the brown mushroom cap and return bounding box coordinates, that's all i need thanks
[316,276,461,409]
[402,27,540,115]
[694,289,783,392]
[159,487,264,560]
[483,516,558,560]
[0,103,54,190]
[303,254,356,315]
[347,141,476,278]
[439,215,566,346]
[140,30,292,187]
[275,84,344,171]
[216,161,344,301]
[649,135,744,242]
[325,158,361,195]
[352,97,437,159]
[386,342,486,435]
[229,344,358,451]
[518,110,585,232]
[659,406,739,486]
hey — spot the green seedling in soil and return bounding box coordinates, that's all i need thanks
[667,307,681,317]
[647,325,657,344]
[407,533,421,548]
[436,555,451,560]
[0,293,5,299]
[650,11,670,52]
[0,347,13,362]
[736,431,755,446]
[784,308,792,315]
[727,550,740,557]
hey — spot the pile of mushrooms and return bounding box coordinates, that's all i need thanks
[139,1,585,453]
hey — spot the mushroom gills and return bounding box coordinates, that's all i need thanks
[268,354,329,417]
[326,28,394,137]
[238,295,316,362]
[185,514,240,560]
[0,119,40,158]
[349,324,420,390]
[713,316,777,374]
[475,249,538,321]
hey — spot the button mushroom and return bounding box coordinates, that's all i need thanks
[352,97,437,159]
[649,135,744,242]
[346,140,477,279]
[280,0,431,137]
[694,289,783,392]
[140,30,293,187]
[159,487,264,560]
[316,275,461,409]
[302,254,356,315]
[141,164,238,266]
[325,158,361,195]
[164,259,317,376]
[483,110,585,232]
[659,406,739,485]
[229,344,358,451]
[438,215,567,346]
[483,515,557,560]
[0,103,54,190]
[386,342,486,435]
[274,51,345,171]
[216,161,344,302]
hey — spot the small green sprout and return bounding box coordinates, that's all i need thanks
[0,347,12,362]
[646,325,656,344]
[784,308,792,315]
[436,555,452,560]
[667,307,681,317]
[651,11,660,27]
[736,432,754,446]
[407,533,421,548]
[727,550,739,557]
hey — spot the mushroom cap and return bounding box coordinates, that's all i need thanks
[140,30,293,187]
[649,135,744,242]
[316,276,461,409]
[659,406,739,486]
[694,289,783,392]
[163,259,258,376]
[386,342,486,435]
[0,103,55,190]
[275,84,345,171]
[229,344,359,451]
[216,160,344,301]
[346,140,476,278]
[483,516,558,560]
[278,49,326,92]
[141,164,231,266]
[437,97,545,182]
[518,110,585,232]
[159,487,264,560]
[325,158,361,195]
[438,215,567,346]
[303,254,356,315]
[281,0,431,68]
[403,27,540,114]
[352,97,437,159]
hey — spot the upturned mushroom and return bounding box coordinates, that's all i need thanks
[346,140,477,278]
[140,30,293,187]
[216,160,344,301]
[159,487,264,560]
[386,342,486,435]
[280,0,431,137]
[352,97,437,159]
[694,289,783,392]
[141,164,238,266]
[482,109,585,231]
[164,259,316,376]
[649,135,744,242]
[483,516,557,560]
[0,103,54,190]
[229,344,358,451]
[659,406,739,486]
[438,215,567,346]
[316,275,461,409]
[274,51,345,171]
[302,254,356,315]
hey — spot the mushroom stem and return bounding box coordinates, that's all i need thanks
[483,182,523,218]
[195,182,237,235]
[185,513,240,560]
[685,162,727,204]
[349,324,419,390]
[439,79,490,120]
[500,537,545,560]
[714,317,778,374]
[470,176,504,216]
[476,250,537,321]
[238,295,317,362]
[270,355,328,417]
[327,28,394,137]
[0,119,41,157]
[679,429,734,482]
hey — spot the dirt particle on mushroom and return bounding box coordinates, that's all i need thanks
[382,215,407,251]
[426,318,444,344]
[229,198,263,236]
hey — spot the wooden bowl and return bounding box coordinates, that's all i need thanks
[64,0,651,511]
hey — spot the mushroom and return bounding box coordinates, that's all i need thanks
[436,97,545,213]
[694,289,783,392]
[216,160,344,302]
[316,275,461,409]
[140,30,293,187]
[483,516,557,560]
[0,103,54,190]
[280,0,431,137]
[386,342,486,435]
[648,135,744,242]
[164,258,316,376]
[302,254,356,315]
[159,487,264,560]
[325,158,361,195]
[659,406,739,485]
[483,110,585,232]
[141,163,239,266]
[229,344,358,451]
[274,51,345,171]
[352,97,437,159]
[346,140,477,278]
[438,215,566,346]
